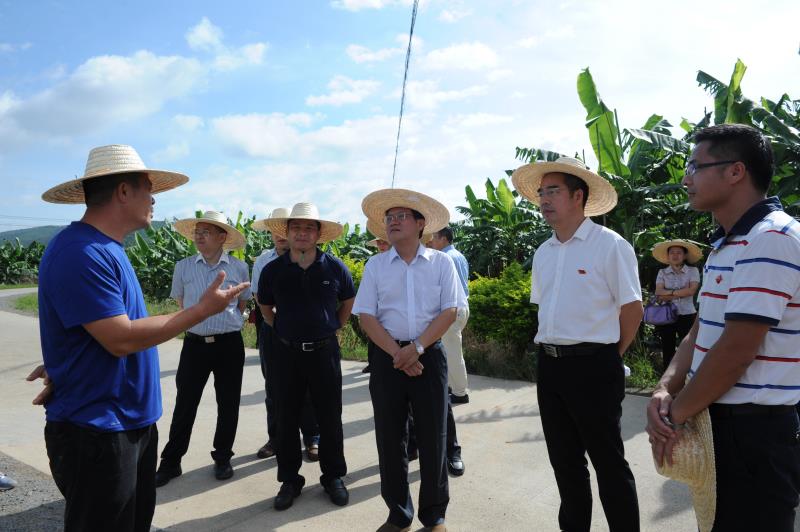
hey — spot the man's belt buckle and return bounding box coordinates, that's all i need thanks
[204,336,215,344]
[542,344,559,357]
[301,342,314,352]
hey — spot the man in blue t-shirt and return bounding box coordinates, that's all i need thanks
[33,145,249,532]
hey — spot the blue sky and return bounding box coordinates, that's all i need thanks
[2,0,799,231]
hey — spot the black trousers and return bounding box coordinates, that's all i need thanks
[710,405,800,531]
[537,344,639,532]
[45,421,157,532]
[655,313,695,369]
[258,322,319,446]
[369,341,449,528]
[161,332,245,465]
[406,400,460,459]
[273,334,346,484]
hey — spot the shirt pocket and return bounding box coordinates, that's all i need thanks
[422,285,442,316]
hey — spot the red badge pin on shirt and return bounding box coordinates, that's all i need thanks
[578,269,587,275]
[715,274,723,284]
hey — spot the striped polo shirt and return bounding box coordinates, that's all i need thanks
[691,197,800,405]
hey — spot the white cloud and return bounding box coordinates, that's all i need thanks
[0,51,205,147]
[331,0,411,11]
[152,141,190,162]
[346,44,403,63]
[438,8,471,23]
[186,17,224,52]
[185,17,267,71]
[443,113,514,129]
[516,36,539,49]
[420,42,498,71]
[306,76,381,106]
[487,69,513,82]
[173,114,205,132]
[212,113,314,158]
[404,80,487,110]
[0,42,32,53]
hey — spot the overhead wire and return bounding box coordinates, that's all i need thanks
[390,0,419,189]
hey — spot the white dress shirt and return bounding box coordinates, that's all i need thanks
[353,243,459,341]
[531,218,642,345]
[251,248,279,299]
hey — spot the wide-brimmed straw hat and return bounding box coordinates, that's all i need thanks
[655,407,716,532]
[42,144,189,204]
[361,189,450,235]
[653,239,704,265]
[174,210,246,250]
[252,207,291,232]
[263,202,343,243]
[366,218,432,244]
[511,156,617,216]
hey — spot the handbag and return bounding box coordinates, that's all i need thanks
[643,298,679,326]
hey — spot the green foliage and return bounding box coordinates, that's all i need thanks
[467,262,538,349]
[127,223,196,299]
[322,223,373,261]
[0,239,44,284]
[13,293,38,314]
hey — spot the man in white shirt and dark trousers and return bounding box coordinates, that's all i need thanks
[647,124,800,531]
[512,158,643,532]
[354,189,458,532]
[156,211,251,486]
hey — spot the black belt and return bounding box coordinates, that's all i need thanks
[185,331,240,344]
[538,342,610,358]
[709,403,797,418]
[278,336,335,352]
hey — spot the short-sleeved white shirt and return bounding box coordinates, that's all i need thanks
[353,243,459,341]
[251,248,279,299]
[690,198,800,405]
[531,218,642,345]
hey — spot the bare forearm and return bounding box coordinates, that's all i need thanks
[337,299,354,330]
[417,308,456,348]
[359,314,400,356]
[617,301,643,355]
[259,305,275,327]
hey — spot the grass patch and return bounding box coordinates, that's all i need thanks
[0,283,37,290]
[338,322,368,361]
[463,327,536,382]
[14,293,38,314]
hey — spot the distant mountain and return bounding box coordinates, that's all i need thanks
[0,221,169,247]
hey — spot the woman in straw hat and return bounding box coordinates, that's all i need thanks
[251,208,320,462]
[155,211,252,486]
[651,239,702,369]
[34,145,248,532]
[511,156,643,532]
[353,188,458,532]
[257,202,355,511]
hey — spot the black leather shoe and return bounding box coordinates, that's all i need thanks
[449,393,469,404]
[214,459,233,480]
[274,475,305,510]
[257,441,275,459]
[447,455,464,476]
[155,464,182,487]
[322,477,349,506]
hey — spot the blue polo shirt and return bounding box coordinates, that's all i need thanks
[38,222,161,432]
[258,249,356,341]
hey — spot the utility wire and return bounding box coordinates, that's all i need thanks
[390,0,419,189]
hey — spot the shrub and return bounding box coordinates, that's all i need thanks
[0,239,44,284]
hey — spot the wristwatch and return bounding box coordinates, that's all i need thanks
[412,339,425,355]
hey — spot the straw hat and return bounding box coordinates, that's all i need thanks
[42,144,188,204]
[173,211,246,250]
[252,207,291,232]
[361,189,450,235]
[263,202,343,243]
[655,407,716,532]
[511,156,618,216]
[653,239,703,265]
[366,218,432,246]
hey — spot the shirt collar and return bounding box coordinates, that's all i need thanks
[709,196,783,243]
[195,252,230,265]
[442,244,454,253]
[546,217,594,246]
[389,243,431,263]
[665,264,688,274]
[281,247,323,266]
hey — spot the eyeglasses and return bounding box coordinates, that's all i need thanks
[384,212,414,224]
[536,186,564,199]
[194,229,216,238]
[685,160,738,176]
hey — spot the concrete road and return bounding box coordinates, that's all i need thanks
[0,294,702,531]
